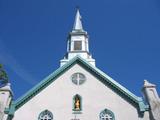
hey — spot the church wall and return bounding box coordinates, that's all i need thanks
[13,64,143,120]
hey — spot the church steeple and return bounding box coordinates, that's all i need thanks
[73,9,83,31]
[60,9,95,66]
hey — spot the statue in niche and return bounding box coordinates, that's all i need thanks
[74,95,81,110]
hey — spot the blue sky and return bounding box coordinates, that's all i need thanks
[0,0,160,99]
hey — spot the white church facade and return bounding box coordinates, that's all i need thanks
[0,9,160,120]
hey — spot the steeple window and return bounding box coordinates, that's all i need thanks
[74,41,82,50]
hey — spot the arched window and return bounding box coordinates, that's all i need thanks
[73,94,82,111]
[38,110,53,120]
[99,109,115,120]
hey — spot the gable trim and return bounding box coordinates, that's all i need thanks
[8,56,148,115]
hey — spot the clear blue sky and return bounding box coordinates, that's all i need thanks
[0,0,160,100]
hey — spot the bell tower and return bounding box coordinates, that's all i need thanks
[60,9,95,66]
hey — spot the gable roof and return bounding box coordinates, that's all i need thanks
[6,56,149,116]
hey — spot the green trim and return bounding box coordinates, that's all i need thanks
[5,102,15,117]
[14,57,76,110]
[11,56,148,113]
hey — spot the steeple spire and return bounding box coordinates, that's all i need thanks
[73,8,83,31]
[60,8,95,67]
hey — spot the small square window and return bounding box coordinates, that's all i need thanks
[74,41,82,50]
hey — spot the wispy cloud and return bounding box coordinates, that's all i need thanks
[0,39,37,85]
